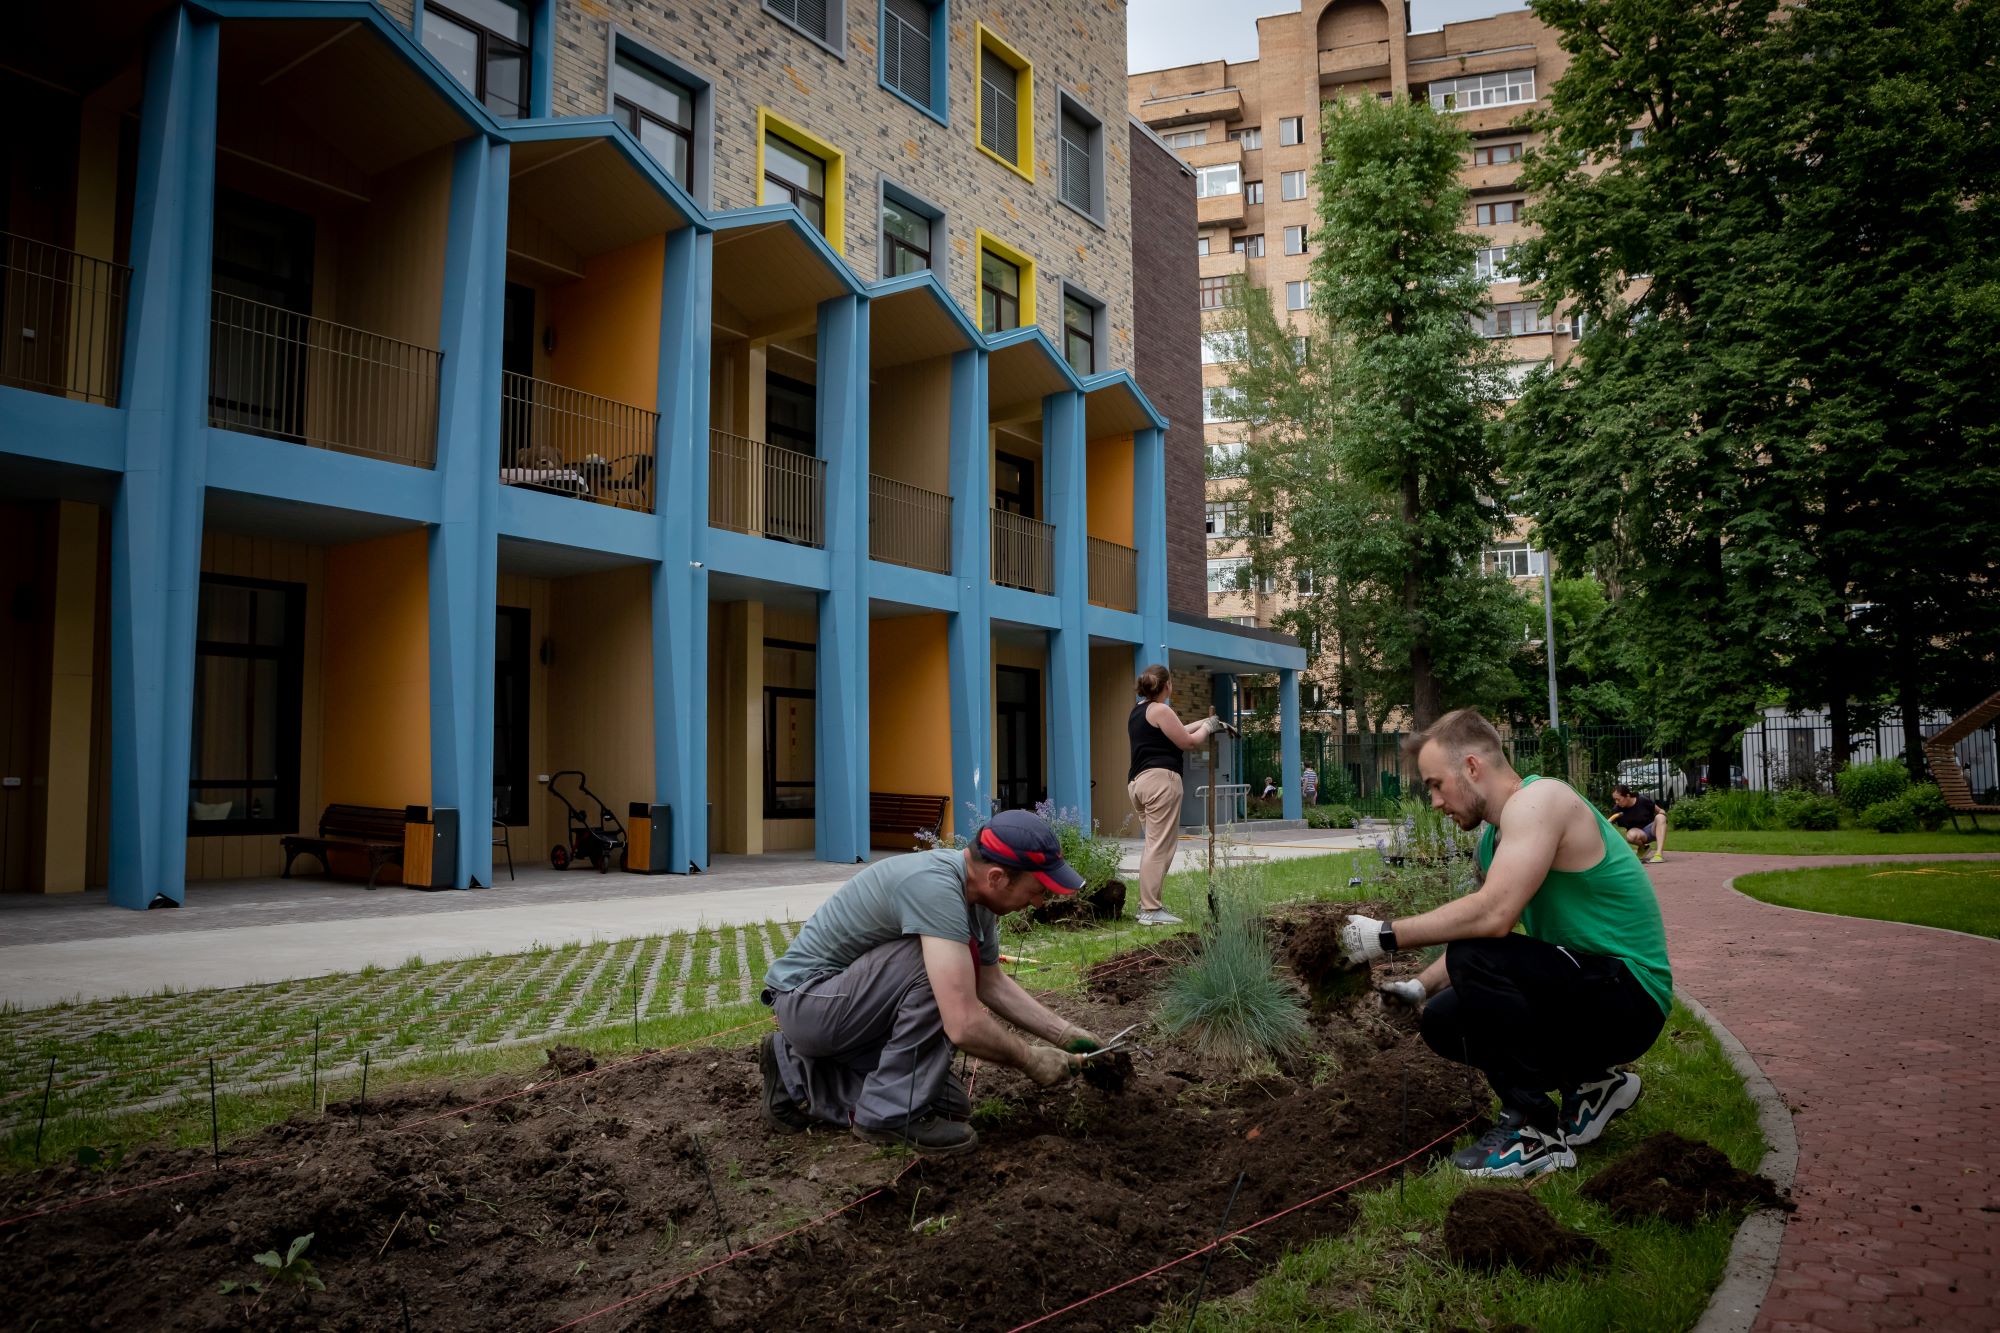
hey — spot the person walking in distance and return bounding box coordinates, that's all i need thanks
[1301,763,1319,808]
[1127,664,1227,926]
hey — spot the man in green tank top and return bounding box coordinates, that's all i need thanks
[1336,709,1673,1178]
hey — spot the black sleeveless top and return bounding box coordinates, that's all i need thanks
[1129,702,1183,780]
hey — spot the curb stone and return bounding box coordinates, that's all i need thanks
[1676,986,1799,1333]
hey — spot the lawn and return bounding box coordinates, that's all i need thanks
[1669,828,2000,856]
[1733,860,2000,938]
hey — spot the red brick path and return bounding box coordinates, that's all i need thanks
[1653,853,2000,1332]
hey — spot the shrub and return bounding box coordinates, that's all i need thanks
[1033,802,1124,894]
[1858,797,1918,833]
[1701,788,1779,832]
[1772,789,1840,831]
[1669,795,1714,830]
[1158,895,1309,1067]
[1314,767,1358,807]
[1904,783,1947,832]
[1836,758,1910,812]
[1307,805,1359,830]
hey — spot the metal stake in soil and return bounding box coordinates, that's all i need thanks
[359,1050,371,1118]
[208,1058,220,1166]
[311,1018,320,1112]
[1205,726,1219,922]
[689,1131,733,1254]
[33,1055,55,1164]
[1185,1169,1248,1333]
[631,961,640,1042]
[1399,1062,1409,1205]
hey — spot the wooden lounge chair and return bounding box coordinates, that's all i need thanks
[1921,689,2000,829]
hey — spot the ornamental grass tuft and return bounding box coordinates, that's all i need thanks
[1157,894,1308,1068]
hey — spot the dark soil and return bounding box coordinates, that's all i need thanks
[1279,911,1374,1009]
[1,902,1483,1332]
[1581,1132,1791,1226]
[1444,1188,1608,1276]
[1078,1050,1132,1094]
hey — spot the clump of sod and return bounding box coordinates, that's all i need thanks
[1158,895,1309,1067]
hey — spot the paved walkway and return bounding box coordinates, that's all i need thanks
[1656,852,2000,1332]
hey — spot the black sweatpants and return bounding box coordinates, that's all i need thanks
[1419,934,1667,1132]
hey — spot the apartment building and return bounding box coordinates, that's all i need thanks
[0,0,1305,904]
[1129,1,1571,640]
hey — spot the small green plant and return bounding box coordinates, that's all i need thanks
[968,1096,1019,1129]
[1859,797,1919,833]
[1836,757,1911,812]
[1699,789,1780,832]
[1158,894,1307,1067]
[1305,804,1358,829]
[1669,794,1713,829]
[1904,783,1948,831]
[229,1234,324,1294]
[1772,790,1840,831]
[72,1143,126,1172]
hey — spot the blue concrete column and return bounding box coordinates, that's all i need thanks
[1044,389,1090,823]
[107,10,219,909]
[1280,668,1302,821]
[427,133,510,886]
[945,348,992,826]
[652,224,713,871]
[1212,672,1236,792]
[815,293,869,862]
[1132,425,1169,667]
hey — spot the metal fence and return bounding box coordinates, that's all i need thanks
[0,232,130,406]
[708,429,825,547]
[868,474,952,573]
[1087,536,1137,612]
[991,508,1055,594]
[1740,711,2000,796]
[497,372,657,511]
[208,291,440,467]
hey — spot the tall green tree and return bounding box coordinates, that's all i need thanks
[1218,94,1519,730]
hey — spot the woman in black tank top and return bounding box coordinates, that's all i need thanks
[1126,664,1223,925]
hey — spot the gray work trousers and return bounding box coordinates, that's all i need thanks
[769,937,958,1132]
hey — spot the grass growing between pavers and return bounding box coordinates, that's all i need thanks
[1734,861,2000,938]
[1152,1000,1767,1333]
[1670,828,2000,856]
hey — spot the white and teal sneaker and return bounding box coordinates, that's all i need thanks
[1562,1071,1642,1146]
[1449,1110,1577,1179]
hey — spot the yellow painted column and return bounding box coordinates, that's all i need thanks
[35,501,99,892]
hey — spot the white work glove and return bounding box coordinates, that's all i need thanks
[1338,914,1387,967]
[1378,978,1427,1009]
[1021,1044,1079,1087]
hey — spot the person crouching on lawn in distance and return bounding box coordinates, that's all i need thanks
[1610,783,1668,863]
[757,809,1101,1157]
[1342,709,1673,1179]
[1127,664,1229,926]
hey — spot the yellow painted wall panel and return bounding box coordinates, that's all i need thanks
[1090,647,1139,837]
[546,237,664,409]
[868,615,954,839]
[320,529,430,812]
[332,148,451,347]
[545,566,653,847]
[1086,432,1135,545]
[869,363,952,493]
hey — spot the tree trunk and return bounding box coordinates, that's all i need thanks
[1403,464,1440,727]
[1896,615,1925,782]
[1706,742,1734,794]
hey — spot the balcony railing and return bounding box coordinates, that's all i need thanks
[709,429,825,547]
[499,372,657,511]
[869,474,952,574]
[209,291,440,467]
[991,507,1054,594]
[1088,536,1138,612]
[0,232,130,406]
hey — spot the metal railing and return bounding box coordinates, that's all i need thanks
[0,232,130,406]
[869,474,952,573]
[1088,536,1138,611]
[498,372,657,512]
[208,291,441,467]
[990,507,1054,594]
[708,429,825,547]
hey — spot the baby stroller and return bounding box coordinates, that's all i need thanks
[544,770,627,873]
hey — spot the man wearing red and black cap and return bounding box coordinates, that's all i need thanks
[758,809,1101,1156]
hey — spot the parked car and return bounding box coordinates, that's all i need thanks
[1616,757,1688,802]
[1699,763,1749,792]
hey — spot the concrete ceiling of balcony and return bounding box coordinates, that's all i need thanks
[1085,380,1158,440]
[710,222,850,343]
[205,489,425,548]
[508,136,691,279]
[869,285,976,370]
[498,534,652,579]
[987,335,1073,422]
[707,573,817,616]
[4,0,163,94]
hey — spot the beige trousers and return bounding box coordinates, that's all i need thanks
[1126,768,1183,912]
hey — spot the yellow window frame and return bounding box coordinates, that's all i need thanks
[756,107,846,252]
[975,229,1036,332]
[973,23,1034,183]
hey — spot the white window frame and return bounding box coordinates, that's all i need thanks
[1195,163,1242,198]
[1280,170,1307,201]
[1205,500,1245,538]
[1279,116,1304,145]
[1197,236,1210,256]
[1477,302,1553,338]
[1428,67,1536,113]
[1474,245,1514,281]
[1245,180,1264,204]
[1199,332,1235,365]
[1283,224,1308,256]
[1162,129,1208,149]
[1228,127,1262,149]
[1208,441,1247,476]
[1207,556,1251,594]
[1204,386,1247,423]
[1285,280,1310,311]
[1484,543,1533,577]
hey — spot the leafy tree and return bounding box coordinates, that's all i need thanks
[1217,94,1519,730]
[1507,574,1642,730]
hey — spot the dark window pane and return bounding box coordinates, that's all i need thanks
[484,47,525,117]
[420,12,479,92]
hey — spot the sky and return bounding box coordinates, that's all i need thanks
[1128,0,1530,74]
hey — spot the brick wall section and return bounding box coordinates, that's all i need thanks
[548,0,1134,364]
[1127,122,1208,619]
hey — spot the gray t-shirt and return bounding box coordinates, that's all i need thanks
[764,849,1001,992]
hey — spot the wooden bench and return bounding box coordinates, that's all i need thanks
[1923,688,2000,830]
[280,804,409,889]
[869,792,949,851]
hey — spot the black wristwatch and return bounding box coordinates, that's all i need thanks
[1379,921,1399,954]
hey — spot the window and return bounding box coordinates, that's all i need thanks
[1476,302,1553,337]
[977,231,1035,332]
[1254,510,1275,537]
[1283,224,1308,256]
[1484,544,1533,577]
[189,576,304,835]
[759,111,845,248]
[1292,334,1309,363]
[1245,180,1264,204]
[1428,67,1536,113]
[613,49,696,191]
[1474,245,1514,280]
[1162,129,1208,150]
[1206,500,1244,538]
[1285,280,1310,310]
[1195,164,1241,198]
[763,639,816,817]
[1204,386,1246,423]
[1568,312,1587,339]
[1254,571,1277,595]
[1062,289,1100,375]
[1626,127,1647,150]
[993,450,1036,516]
[1228,127,1262,149]
[494,606,531,825]
[1199,275,1240,309]
[766,0,840,51]
[1280,170,1307,201]
[881,193,933,276]
[977,27,1033,178]
[1058,94,1103,220]
[1234,232,1264,257]
[1207,442,1247,476]
[767,372,817,454]
[1279,116,1304,145]
[880,0,945,117]
[1475,199,1523,226]
[1199,332,1234,364]
[1197,236,1211,257]
[1207,557,1250,594]
[422,0,529,118]
[1472,141,1522,167]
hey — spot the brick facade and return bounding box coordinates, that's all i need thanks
[549,0,1135,365]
